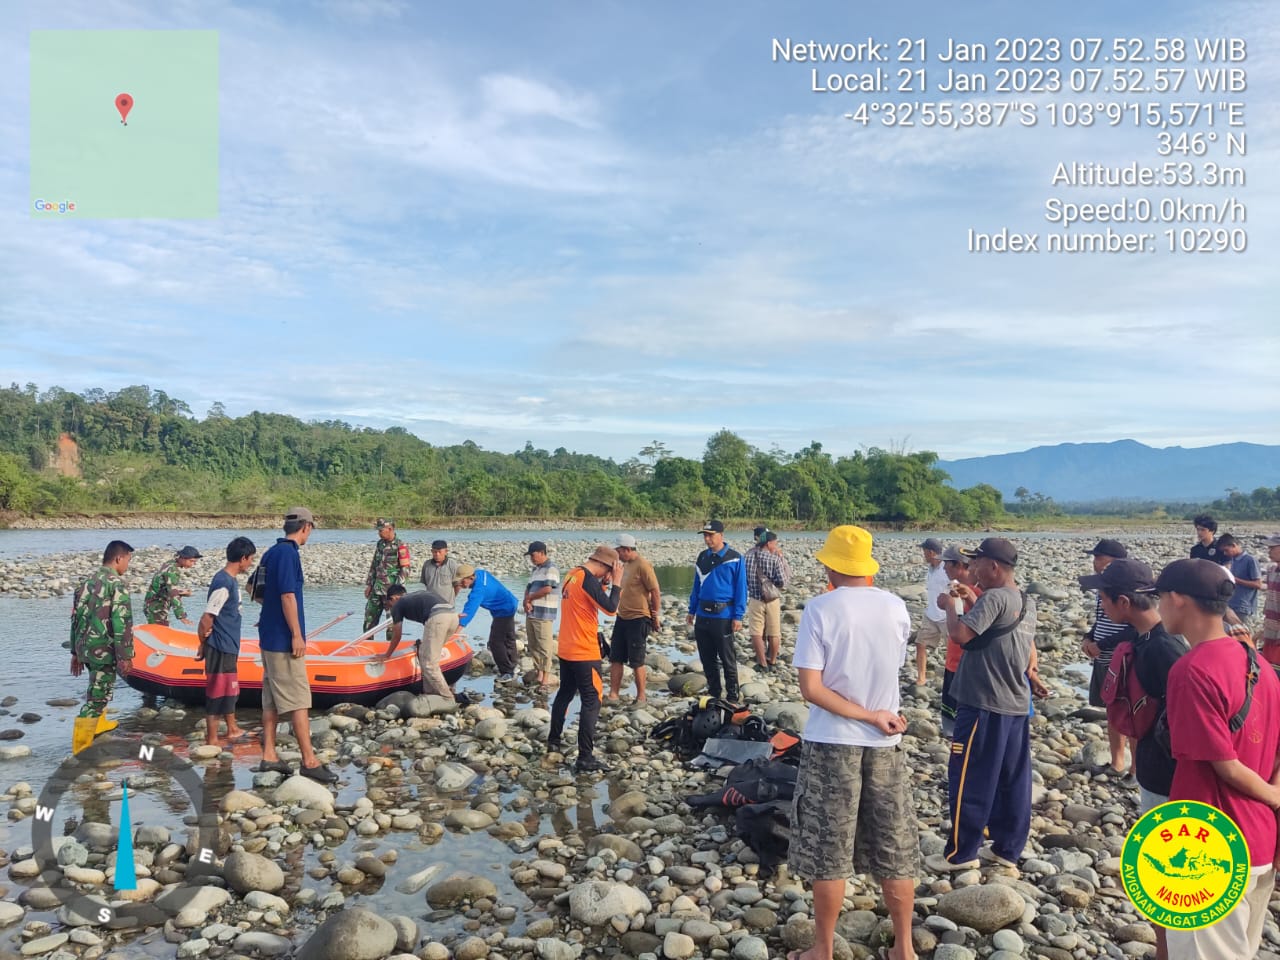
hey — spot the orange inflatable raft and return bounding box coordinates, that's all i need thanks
[126,624,475,708]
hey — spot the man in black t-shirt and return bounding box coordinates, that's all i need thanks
[1189,514,1229,565]
[376,584,457,698]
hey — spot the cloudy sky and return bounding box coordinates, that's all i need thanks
[4,0,1277,462]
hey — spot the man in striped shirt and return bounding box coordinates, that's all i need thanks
[523,542,560,689]
[744,530,790,669]
[1080,539,1136,776]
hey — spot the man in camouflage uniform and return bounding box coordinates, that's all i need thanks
[363,519,411,631]
[144,545,201,625]
[69,540,137,750]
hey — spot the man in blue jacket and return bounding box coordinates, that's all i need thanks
[686,520,748,703]
[457,565,521,682]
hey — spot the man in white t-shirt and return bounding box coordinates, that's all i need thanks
[915,538,950,686]
[788,525,919,960]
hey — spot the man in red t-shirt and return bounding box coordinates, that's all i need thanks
[1150,559,1280,960]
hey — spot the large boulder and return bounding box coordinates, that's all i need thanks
[568,881,652,926]
[296,907,398,960]
[936,883,1026,933]
[223,850,284,895]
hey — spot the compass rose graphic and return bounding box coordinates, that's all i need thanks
[27,738,221,926]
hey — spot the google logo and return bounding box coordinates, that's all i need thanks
[34,199,76,213]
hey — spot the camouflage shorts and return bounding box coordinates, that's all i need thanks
[788,740,920,882]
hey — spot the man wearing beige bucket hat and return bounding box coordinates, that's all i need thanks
[787,526,919,960]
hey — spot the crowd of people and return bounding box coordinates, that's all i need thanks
[63,510,1280,960]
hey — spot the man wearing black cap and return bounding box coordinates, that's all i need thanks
[420,539,461,602]
[523,541,560,688]
[915,538,950,686]
[144,545,201,625]
[363,519,411,632]
[1152,559,1280,960]
[686,521,748,703]
[1081,558,1186,960]
[930,537,1036,874]
[1080,539,1136,776]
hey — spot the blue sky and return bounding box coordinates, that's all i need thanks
[4,0,1277,462]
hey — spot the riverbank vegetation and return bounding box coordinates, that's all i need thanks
[1,383,1273,526]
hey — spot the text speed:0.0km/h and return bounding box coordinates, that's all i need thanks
[1165,228,1246,252]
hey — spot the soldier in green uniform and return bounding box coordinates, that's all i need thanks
[363,519,411,631]
[69,540,137,753]
[144,545,202,625]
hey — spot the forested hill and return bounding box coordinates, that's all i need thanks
[0,383,1005,524]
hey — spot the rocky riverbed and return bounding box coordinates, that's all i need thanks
[2,529,1279,960]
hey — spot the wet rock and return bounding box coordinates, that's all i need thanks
[0,730,23,741]
[434,762,478,791]
[585,834,642,862]
[425,873,498,908]
[273,775,336,812]
[232,932,292,957]
[568,880,652,925]
[296,907,397,960]
[223,850,284,894]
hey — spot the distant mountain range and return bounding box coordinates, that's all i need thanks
[938,440,1280,504]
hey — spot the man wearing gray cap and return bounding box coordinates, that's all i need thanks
[607,534,661,703]
[915,538,949,686]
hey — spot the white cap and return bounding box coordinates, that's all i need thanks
[614,534,637,549]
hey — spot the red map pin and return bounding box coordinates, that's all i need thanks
[116,93,133,125]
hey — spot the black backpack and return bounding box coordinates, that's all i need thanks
[246,559,268,603]
[648,697,746,756]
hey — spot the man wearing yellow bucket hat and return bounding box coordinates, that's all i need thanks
[788,526,919,960]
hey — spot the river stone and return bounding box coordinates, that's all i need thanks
[407,694,456,717]
[536,940,580,960]
[219,790,265,813]
[389,916,419,952]
[663,932,696,959]
[296,907,397,960]
[425,873,499,907]
[434,762,478,791]
[0,901,23,926]
[223,850,285,894]
[568,880,652,925]
[454,937,489,960]
[445,809,494,830]
[173,886,232,927]
[733,936,770,960]
[668,673,706,695]
[20,933,69,956]
[233,932,292,957]
[586,834,642,862]
[474,717,507,740]
[936,884,1025,933]
[244,891,291,913]
[608,791,649,821]
[273,775,336,812]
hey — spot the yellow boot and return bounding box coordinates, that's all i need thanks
[72,717,98,754]
[94,713,118,736]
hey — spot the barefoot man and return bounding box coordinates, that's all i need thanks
[198,537,256,747]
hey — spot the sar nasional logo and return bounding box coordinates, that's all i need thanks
[29,738,221,926]
[1122,800,1251,930]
